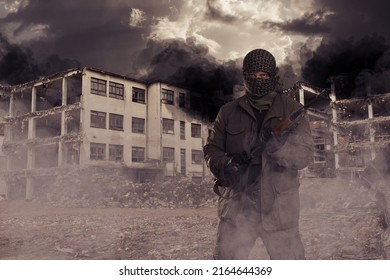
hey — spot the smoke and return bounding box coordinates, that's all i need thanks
[264,0,390,97]
[0,0,178,75]
[302,34,390,98]
[131,38,242,97]
[0,33,80,85]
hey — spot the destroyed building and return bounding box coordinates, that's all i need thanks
[1,66,390,200]
[329,75,390,177]
[0,67,212,199]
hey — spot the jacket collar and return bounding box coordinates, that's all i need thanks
[238,93,284,123]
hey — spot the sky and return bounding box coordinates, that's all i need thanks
[1,0,390,96]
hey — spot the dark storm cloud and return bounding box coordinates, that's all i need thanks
[263,10,330,36]
[0,33,80,85]
[315,0,390,41]
[0,0,183,75]
[131,37,242,96]
[302,34,390,96]
[279,0,390,97]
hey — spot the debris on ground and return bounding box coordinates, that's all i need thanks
[1,177,389,260]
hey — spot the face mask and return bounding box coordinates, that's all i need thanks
[242,49,277,98]
[244,76,276,99]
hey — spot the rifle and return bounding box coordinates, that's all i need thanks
[214,88,329,196]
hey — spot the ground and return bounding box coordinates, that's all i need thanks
[0,177,388,260]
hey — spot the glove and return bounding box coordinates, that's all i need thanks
[225,151,251,171]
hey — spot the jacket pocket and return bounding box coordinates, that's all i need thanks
[271,168,299,194]
[261,170,300,231]
[226,124,246,153]
[262,187,300,231]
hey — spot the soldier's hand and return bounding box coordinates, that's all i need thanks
[225,151,251,170]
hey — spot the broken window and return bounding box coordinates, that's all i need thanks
[36,115,61,138]
[191,149,202,164]
[132,87,145,103]
[109,113,124,131]
[90,143,106,160]
[109,144,123,161]
[161,88,174,105]
[191,123,201,138]
[132,146,145,162]
[162,147,175,162]
[180,121,185,139]
[90,110,106,128]
[162,118,174,134]
[313,136,326,163]
[90,77,106,96]
[132,117,145,134]
[109,81,124,100]
[35,144,58,168]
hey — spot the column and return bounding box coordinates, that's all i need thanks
[5,93,15,199]
[330,83,339,170]
[58,77,68,166]
[368,100,375,160]
[299,88,305,105]
[26,87,37,200]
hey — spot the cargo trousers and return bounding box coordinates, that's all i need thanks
[213,192,305,260]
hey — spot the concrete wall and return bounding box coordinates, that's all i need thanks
[81,69,148,168]
[80,70,210,179]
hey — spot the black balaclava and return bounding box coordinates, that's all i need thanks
[243,49,277,101]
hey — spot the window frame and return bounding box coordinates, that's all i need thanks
[191,149,202,164]
[109,81,124,100]
[132,146,145,162]
[132,117,145,134]
[109,144,124,161]
[162,147,175,162]
[90,110,106,129]
[162,118,174,134]
[109,113,124,131]
[180,121,185,139]
[90,142,106,160]
[161,88,174,105]
[132,87,146,104]
[191,123,201,138]
[90,77,107,96]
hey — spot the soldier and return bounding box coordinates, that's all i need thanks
[203,49,314,259]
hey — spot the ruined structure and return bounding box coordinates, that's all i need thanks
[1,67,389,201]
[0,67,211,199]
[283,82,334,177]
[330,90,390,174]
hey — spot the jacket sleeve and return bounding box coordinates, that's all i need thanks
[203,106,230,179]
[268,112,314,170]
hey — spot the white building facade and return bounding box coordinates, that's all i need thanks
[1,67,212,199]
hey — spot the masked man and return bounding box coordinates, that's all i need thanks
[203,49,314,259]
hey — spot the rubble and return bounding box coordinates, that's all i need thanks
[29,166,218,209]
[1,177,389,260]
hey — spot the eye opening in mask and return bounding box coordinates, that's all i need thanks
[244,71,270,79]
